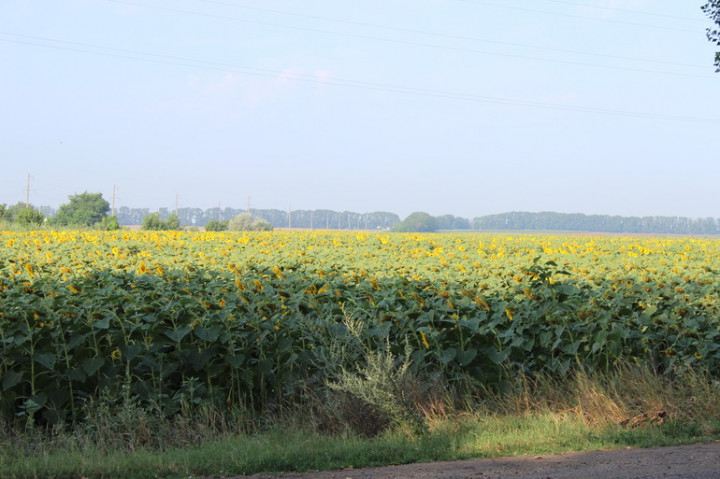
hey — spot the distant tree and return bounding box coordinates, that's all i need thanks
[14,205,45,227]
[469,211,720,235]
[0,202,45,226]
[703,1,720,71]
[228,213,273,231]
[6,202,30,220]
[54,192,110,227]
[142,212,162,231]
[205,219,229,231]
[117,206,149,225]
[435,214,471,230]
[392,212,438,232]
[142,212,180,231]
[164,213,180,230]
[113,206,402,230]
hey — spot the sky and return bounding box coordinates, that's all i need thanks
[1,0,719,220]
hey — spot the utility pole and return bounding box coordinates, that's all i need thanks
[112,185,117,217]
[175,194,179,216]
[247,196,252,217]
[25,174,30,208]
[218,202,222,221]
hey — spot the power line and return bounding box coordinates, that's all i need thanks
[3,28,712,83]
[455,0,700,33]
[100,0,709,76]
[1,32,718,124]
[183,0,707,71]
[530,0,703,22]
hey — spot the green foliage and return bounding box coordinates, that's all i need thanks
[4,258,720,430]
[5,231,720,478]
[392,212,438,232]
[0,202,45,227]
[142,212,180,231]
[54,192,110,227]
[98,216,121,231]
[164,213,180,230]
[142,212,162,230]
[205,219,229,232]
[3,231,720,448]
[703,1,720,71]
[435,214,470,230]
[228,213,273,231]
[13,205,45,227]
[116,207,401,230]
[472,211,720,234]
[329,337,428,436]
[3,370,720,478]
[6,203,29,220]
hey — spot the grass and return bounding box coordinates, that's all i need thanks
[3,364,720,479]
[2,415,718,479]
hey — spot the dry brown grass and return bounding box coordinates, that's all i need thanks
[478,364,720,434]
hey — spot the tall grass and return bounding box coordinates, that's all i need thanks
[3,362,720,479]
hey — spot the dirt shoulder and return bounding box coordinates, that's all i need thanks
[227,441,720,479]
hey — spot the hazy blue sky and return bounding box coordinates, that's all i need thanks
[1,0,718,220]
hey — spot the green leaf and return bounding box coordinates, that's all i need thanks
[187,350,212,370]
[2,370,23,391]
[194,326,222,342]
[227,354,245,368]
[91,317,111,330]
[140,355,160,370]
[66,333,88,350]
[277,337,293,352]
[165,326,192,343]
[23,393,48,415]
[326,322,347,337]
[455,348,477,366]
[371,321,392,339]
[485,348,511,365]
[121,344,144,361]
[257,358,274,374]
[560,341,581,355]
[33,353,57,370]
[459,317,480,334]
[66,368,87,382]
[438,347,457,364]
[81,357,105,376]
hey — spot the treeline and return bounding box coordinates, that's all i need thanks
[16,202,720,234]
[471,212,720,235]
[392,212,470,232]
[114,207,400,230]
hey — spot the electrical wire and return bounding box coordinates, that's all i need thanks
[523,0,702,22]
[456,0,700,33]
[1,32,718,124]
[92,1,715,80]
[183,0,707,71]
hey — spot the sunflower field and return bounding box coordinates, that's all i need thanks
[2,230,720,426]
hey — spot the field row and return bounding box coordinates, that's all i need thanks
[1,231,719,425]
